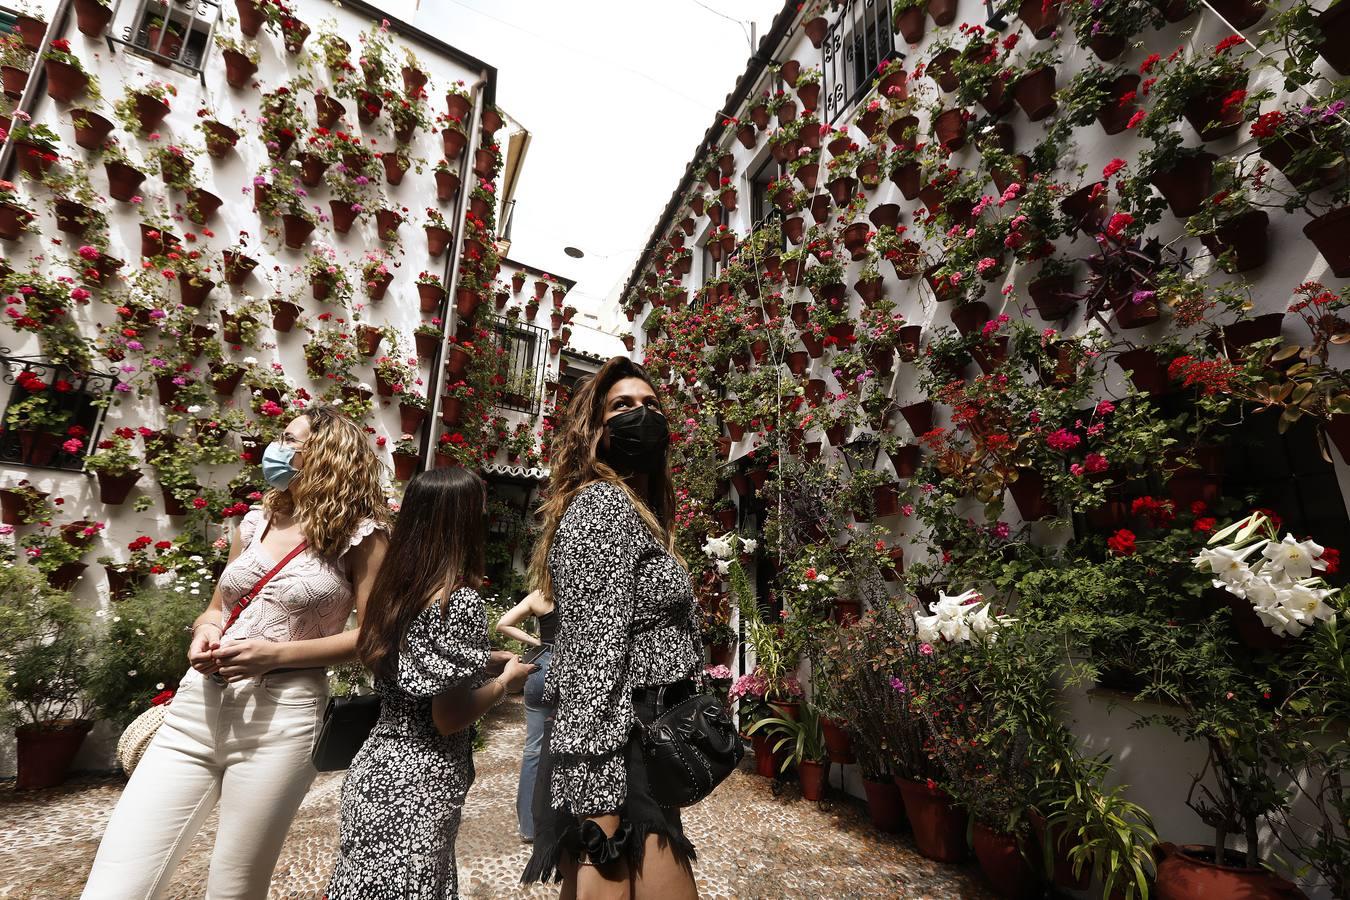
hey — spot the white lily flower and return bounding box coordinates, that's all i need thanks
[715,560,731,576]
[1262,535,1325,581]
[1194,542,1266,587]
[701,535,732,560]
[741,538,758,554]
[915,612,940,644]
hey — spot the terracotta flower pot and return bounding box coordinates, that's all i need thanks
[426,224,453,258]
[186,189,223,225]
[393,451,419,481]
[97,470,143,505]
[1183,80,1248,142]
[71,108,114,149]
[281,214,315,249]
[15,721,93,790]
[199,119,238,158]
[951,300,991,336]
[222,251,257,286]
[896,5,926,43]
[14,14,46,51]
[798,760,826,801]
[399,403,427,435]
[899,401,933,435]
[862,776,906,832]
[928,0,957,25]
[1029,273,1078,320]
[750,733,782,778]
[415,331,440,360]
[130,91,171,132]
[1317,0,1350,74]
[0,202,32,240]
[74,0,113,36]
[1155,842,1299,899]
[1208,0,1266,29]
[1088,33,1127,61]
[441,397,465,426]
[1114,294,1161,330]
[897,778,967,862]
[446,92,471,121]
[222,48,258,88]
[1200,209,1269,272]
[1098,74,1142,135]
[1018,0,1060,38]
[382,154,410,185]
[375,209,402,242]
[1060,181,1108,232]
[315,93,344,128]
[236,0,265,35]
[105,161,146,203]
[1149,152,1217,217]
[1009,469,1055,520]
[972,822,1040,899]
[1304,206,1350,278]
[44,59,89,103]
[933,108,967,151]
[1013,66,1057,120]
[328,200,358,234]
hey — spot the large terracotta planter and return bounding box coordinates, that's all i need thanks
[15,721,93,790]
[896,777,967,862]
[1304,206,1350,278]
[862,776,906,833]
[751,732,783,778]
[1155,843,1300,899]
[972,822,1040,899]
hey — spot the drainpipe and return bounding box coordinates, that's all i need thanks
[422,73,488,470]
[0,0,68,179]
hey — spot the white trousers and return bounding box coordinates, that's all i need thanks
[81,667,327,900]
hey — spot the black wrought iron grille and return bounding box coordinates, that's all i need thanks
[0,354,118,471]
[821,0,899,125]
[485,314,546,415]
[112,0,222,77]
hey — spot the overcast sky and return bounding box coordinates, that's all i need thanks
[375,0,786,320]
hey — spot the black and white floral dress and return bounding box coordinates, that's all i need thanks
[326,588,490,900]
[523,480,703,883]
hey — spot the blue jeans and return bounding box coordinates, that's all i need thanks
[517,649,551,840]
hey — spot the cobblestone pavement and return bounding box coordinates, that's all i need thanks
[0,698,991,899]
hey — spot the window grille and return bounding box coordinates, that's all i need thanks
[484,314,546,415]
[109,0,222,78]
[0,354,118,471]
[821,0,899,125]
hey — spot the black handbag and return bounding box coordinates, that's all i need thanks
[636,681,743,809]
[311,693,381,772]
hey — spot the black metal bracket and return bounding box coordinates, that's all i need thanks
[985,0,1011,30]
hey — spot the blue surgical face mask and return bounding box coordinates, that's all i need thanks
[261,442,298,490]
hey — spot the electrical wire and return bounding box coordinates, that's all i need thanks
[687,0,755,52]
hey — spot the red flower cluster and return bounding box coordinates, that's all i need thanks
[1167,355,1241,396]
[17,370,45,392]
[1131,496,1176,528]
[1107,529,1137,556]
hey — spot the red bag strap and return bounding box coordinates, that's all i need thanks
[221,541,308,635]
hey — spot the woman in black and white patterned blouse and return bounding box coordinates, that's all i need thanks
[521,356,702,898]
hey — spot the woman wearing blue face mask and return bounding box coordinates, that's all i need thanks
[82,406,391,900]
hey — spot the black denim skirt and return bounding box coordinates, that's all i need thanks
[520,683,697,884]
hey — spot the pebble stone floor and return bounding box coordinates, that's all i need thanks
[0,698,992,899]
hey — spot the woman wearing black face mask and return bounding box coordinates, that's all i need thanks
[521,357,703,899]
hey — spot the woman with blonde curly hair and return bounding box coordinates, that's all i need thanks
[522,356,703,899]
[83,405,390,900]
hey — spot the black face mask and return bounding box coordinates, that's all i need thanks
[603,405,670,475]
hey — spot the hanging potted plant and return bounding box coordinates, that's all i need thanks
[42,39,96,103]
[0,177,34,240]
[84,427,144,504]
[424,206,453,257]
[1183,161,1269,273]
[73,0,113,37]
[1064,0,1155,60]
[417,271,447,313]
[8,118,61,180]
[113,79,176,134]
[195,110,240,158]
[216,33,260,89]
[0,564,96,790]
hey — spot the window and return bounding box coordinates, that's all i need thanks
[821,0,898,124]
[485,314,546,415]
[113,0,221,76]
[0,356,117,471]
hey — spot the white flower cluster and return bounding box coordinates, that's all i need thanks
[1194,518,1339,638]
[702,532,757,575]
[914,589,1011,645]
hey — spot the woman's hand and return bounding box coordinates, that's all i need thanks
[485,649,515,676]
[210,639,281,681]
[498,657,536,694]
[188,625,222,674]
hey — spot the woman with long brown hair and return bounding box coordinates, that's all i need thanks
[326,466,534,898]
[83,405,390,900]
[521,356,703,899]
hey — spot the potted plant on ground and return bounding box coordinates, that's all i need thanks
[0,562,96,789]
[746,701,830,801]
